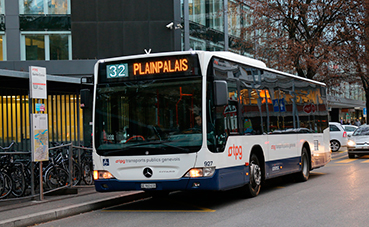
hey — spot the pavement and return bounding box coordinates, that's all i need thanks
[0,186,149,227]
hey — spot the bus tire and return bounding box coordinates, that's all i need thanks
[296,147,310,182]
[245,154,262,197]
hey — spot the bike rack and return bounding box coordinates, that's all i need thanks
[0,143,93,202]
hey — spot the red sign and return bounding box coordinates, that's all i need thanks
[303,103,317,114]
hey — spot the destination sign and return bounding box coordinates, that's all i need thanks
[99,54,199,83]
[133,58,188,76]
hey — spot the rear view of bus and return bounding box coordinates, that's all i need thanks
[93,52,209,194]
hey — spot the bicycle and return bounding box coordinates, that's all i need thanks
[43,153,69,190]
[51,142,82,186]
[0,142,26,198]
[80,149,93,185]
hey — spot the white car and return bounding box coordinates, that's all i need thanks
[342,125,358,137]
[329,122,348,152]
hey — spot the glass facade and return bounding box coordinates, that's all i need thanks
[0,0,4,60]
[49,34,69,60]
[208,0,223,32]
[0,34,4,61]
[184,0,253,54]
[25,34,45,60]
[20,0,70,14]
[19,0,71,61]
[22,32,71,60]
[0,0,3,14]
[189,0,205,26]
[228,0,241,37]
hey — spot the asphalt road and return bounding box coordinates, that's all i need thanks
[36,151,369,227]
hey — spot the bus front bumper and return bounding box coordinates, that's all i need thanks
[94,166,249,192]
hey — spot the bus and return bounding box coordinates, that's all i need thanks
[92,51,331,197]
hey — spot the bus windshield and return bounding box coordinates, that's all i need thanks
[95,77,203,156]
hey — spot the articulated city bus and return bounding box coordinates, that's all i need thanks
[92,51,331,197]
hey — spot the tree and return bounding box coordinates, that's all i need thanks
[332,0,369,115]
[242,0,360,81]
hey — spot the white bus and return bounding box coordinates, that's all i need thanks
[92,51,331,197]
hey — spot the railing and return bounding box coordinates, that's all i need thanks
[0,143,93,202]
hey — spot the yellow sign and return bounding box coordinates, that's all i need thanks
[133,59,188,75]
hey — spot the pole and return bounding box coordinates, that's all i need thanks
[39,161,43,200]
[69,143,73,187]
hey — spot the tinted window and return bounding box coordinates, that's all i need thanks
[329,125,340,132]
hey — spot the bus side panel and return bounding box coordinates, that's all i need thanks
[305,130,331,169]
[265,134,300,178]
[265,157,301,179]
[217,165,248,190]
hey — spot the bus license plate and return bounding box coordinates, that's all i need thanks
[141,183,156,189]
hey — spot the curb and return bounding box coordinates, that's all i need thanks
[0,191,149,227]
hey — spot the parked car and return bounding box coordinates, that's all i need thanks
[329,122,348,152]
[347,125,369,158]
[342,125,358,137]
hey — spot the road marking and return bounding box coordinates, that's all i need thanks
[336,159,357,163]
[361,159,369,163]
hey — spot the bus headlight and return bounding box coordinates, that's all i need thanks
[93,170,115,180]
[347,140,356,147]
[184,167,215,178]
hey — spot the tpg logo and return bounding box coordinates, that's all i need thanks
[228,145,242,160]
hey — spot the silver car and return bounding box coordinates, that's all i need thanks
[347,125,369,158]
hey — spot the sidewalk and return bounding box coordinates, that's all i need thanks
[0,186,148,227]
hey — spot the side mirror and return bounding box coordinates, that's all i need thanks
[213,80,228,106]
[80,89,91,108]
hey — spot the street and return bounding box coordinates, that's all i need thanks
[36,151,369,227]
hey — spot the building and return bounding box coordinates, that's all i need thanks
[0,0,364,148]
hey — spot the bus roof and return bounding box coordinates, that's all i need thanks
[97,51,326,86]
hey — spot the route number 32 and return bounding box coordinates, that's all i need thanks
[107,63,128,78]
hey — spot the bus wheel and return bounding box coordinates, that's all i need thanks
[296,147,310,182]
[245,154,262,197]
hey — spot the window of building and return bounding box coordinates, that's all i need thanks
[0,0,4,14]
[189,36,206,50]
[189,0,205,25]
[0,33,6,61]
[208,41,223,51]
[208,0,224,32]
[20,32,71,60]
[19,0,70,14]
[228,0,241,37]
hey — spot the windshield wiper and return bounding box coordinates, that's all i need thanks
[102,140,189,155]
[128,141,190,152]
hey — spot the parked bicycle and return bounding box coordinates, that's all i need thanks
[50,142,82,186]
[0,142,26,199]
